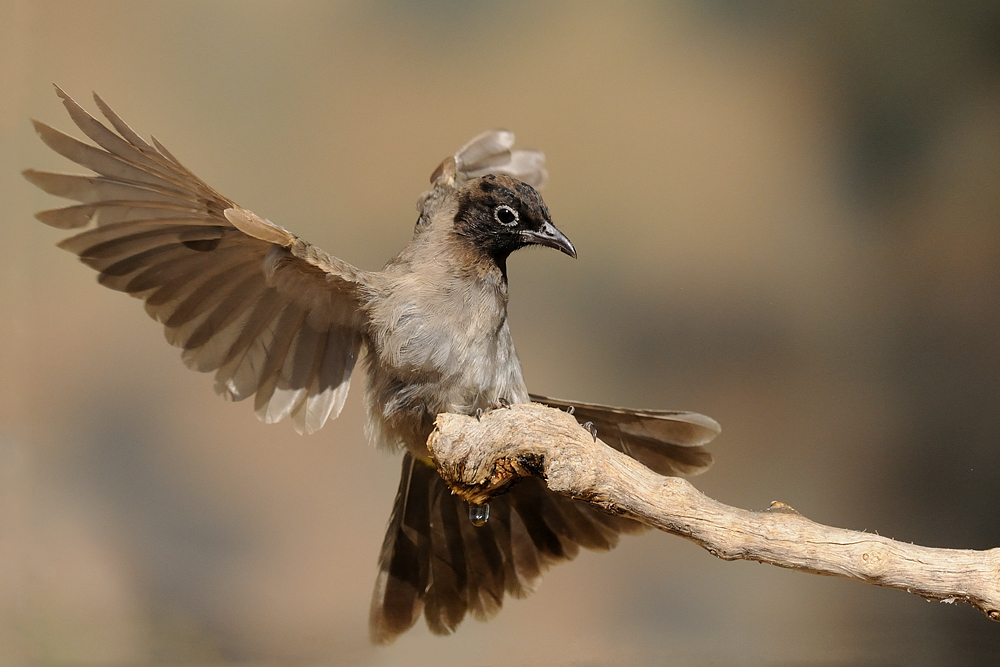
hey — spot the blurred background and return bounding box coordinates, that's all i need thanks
[3,1,1000,664]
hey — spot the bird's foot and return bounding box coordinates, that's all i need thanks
[491,397,512,410]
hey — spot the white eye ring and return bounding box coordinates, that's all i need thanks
[494,205,519,227]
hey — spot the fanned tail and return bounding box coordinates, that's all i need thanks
[369,453,645,644]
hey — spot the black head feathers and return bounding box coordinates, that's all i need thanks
[453,174,575,263]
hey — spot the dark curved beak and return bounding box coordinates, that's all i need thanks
[522,221,577,258]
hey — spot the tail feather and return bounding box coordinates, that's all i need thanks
[369,453,646,644]
[369,455,430,644]
[424,478,468,635]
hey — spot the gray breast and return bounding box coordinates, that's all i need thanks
[362,270,528,453]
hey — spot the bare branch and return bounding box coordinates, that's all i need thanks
[428,403,1000,621]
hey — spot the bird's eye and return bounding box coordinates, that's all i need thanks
[494,205,519,227]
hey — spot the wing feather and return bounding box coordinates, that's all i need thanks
[177,274,265,368]
[27,87,371,434]
[213,292,289,400]
[126,247,248,303]
[24,170,193,206]
[92,92,158,154]
[32,120,180,190]
[292,325,360,432]
[449,130,549,190]
[257,323,326,424]
[251,304,311,417]
[529,394,719,476]
[54,87,180,179]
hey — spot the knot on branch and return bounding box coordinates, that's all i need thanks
[764,500,801,515]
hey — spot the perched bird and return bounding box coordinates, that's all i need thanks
[25,87,721,644]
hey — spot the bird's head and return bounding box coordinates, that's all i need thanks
[451,174,576,265]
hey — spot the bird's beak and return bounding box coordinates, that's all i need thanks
[522,221,577,258]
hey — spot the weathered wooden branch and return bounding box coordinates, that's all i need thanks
[427,402,1000,621]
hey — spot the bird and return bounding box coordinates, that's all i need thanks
[25,86,721,644]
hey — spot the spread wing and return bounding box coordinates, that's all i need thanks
[24,86,372,435]
[529,394,719,476]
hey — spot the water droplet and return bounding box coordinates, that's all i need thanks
[468,503,490,526]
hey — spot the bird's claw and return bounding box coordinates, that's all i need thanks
[565,405,575,415]
[582,421,598,442]
[477,398,510,419]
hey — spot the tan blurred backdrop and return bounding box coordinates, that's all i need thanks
[3,1,1000,665]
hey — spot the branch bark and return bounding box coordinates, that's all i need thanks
[427,402,1000,621]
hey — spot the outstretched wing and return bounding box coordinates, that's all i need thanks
[529,394,719,476]
[25,86,372,435]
